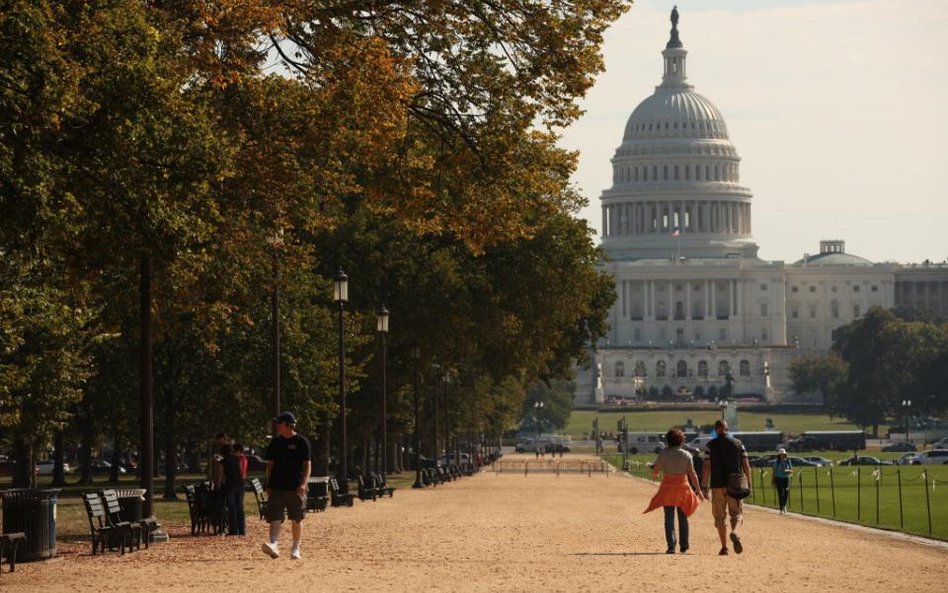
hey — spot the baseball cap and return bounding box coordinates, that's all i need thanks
[274,411,297,425]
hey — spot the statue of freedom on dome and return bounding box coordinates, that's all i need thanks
[671,6,679,27]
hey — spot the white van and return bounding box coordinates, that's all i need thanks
[618,432,666,454]
[686,436,715,451]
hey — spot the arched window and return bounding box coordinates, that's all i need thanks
[718,360,730,376]
[615,361,625,378]
[643,167,648,181]
[739,360,750,376]
[698,360,709,377]
[653,165,658,179]
[656,360,666,377]
[696,165,701,180]
[663,165,668,180]
[676,360,688,378]
[674,165,679,180]
[634,167,639,181]
[634,361,647,377]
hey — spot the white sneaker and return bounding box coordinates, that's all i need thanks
[261,542,279,559]
[290,548,301,560]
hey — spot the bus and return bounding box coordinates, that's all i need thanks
[785,430,866,452]
[730,431,785,452]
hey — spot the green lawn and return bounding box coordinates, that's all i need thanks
[609,453,948,541]
[568,409,860,439]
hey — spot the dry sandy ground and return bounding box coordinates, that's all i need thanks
[5,454,947,593]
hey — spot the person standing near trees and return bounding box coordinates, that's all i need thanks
[261,412,311,561]
[220,444,246,535]
[772,448,793,514]
[701,420,752,556]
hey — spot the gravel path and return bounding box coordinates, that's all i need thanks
[7,454,947,592]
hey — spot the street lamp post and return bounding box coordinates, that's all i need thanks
[902,399,912,443]
[411,346,424,489]
[377,305,389,474]
[534,401,544,440]
[334,269,348,489]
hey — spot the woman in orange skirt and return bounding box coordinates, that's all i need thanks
[643,428,705,553]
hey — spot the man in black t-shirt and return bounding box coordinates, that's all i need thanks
[261,412,311,561]
[701,419,752,556]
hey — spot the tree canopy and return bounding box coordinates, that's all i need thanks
[0,0,626,485]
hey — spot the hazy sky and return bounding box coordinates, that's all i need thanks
[561,0,948,264]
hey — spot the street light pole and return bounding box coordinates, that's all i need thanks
[902,399,912,443]
[377,305,389,474]
[334,269,348,489]
[534,401,544,440]
[411,346,424,489]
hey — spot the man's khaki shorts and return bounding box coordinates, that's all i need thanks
[265,489,306,523]
[711,487,742,529]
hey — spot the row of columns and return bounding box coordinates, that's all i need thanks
[613,162,738,185]
[620,278,742,320]
[603,200,750,237]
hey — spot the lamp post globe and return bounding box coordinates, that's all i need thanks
[533,401,544,439]
[334,269,348,489]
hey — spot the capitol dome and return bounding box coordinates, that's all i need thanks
[623,90,729,142]
[600,9,757,262]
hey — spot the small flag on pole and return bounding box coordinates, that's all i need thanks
[672,226,681,237]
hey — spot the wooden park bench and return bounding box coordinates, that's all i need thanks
[184,485,213,535]
[0,533,26,573]
[82,493,129,555]
[98,490,142,552]
[356,475,377,502]
[372,473,395,498]
[328,477,355,507]
[250,477,268,520]
[306,477,329,513]
[102,489,161,548]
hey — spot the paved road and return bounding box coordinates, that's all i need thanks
[8,454,947,592]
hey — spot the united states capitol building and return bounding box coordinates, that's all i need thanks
[578,9,948,405]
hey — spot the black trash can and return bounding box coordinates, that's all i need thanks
[0,489,59,561]
[113,488,146,522]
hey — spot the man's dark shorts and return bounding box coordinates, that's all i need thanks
[265,489,306,523]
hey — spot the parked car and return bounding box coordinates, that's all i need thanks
[896,452,918,465]
[75,459,127,474]
[839,455,893,466]
[910,449,948,465]
[803,456,833,467]
[36,460,71,475]
[787,456,820,467]
[246,454,268,471]
[881,441,917,452]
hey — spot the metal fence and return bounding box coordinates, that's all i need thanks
[620,457,947,540]
[493,459,612,476]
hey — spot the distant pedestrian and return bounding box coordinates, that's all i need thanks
[701,420,752,556]
[208,432,230,491]
[772,448,793,514]
[220,444,246,535]
[643,428,705,553]
[261,412,311,561]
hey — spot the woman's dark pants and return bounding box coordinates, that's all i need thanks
[664,506,688,551]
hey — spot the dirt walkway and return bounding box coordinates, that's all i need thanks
[7,454,947,592]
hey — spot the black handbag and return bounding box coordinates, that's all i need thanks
[726,471,750,499]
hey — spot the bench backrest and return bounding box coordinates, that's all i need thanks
[98,489,125,525]
[83,493,109,530]
[308,479,329,498]
[250,477,264,495]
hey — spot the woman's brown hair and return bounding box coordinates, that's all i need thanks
[666,428,684,447]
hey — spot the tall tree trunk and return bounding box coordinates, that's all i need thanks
[77,403,95,485]
[51,430,67,487]
[314,415,330,476]
[162,387,178,499]
[109,430,122,484]
[12,437,30,488]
